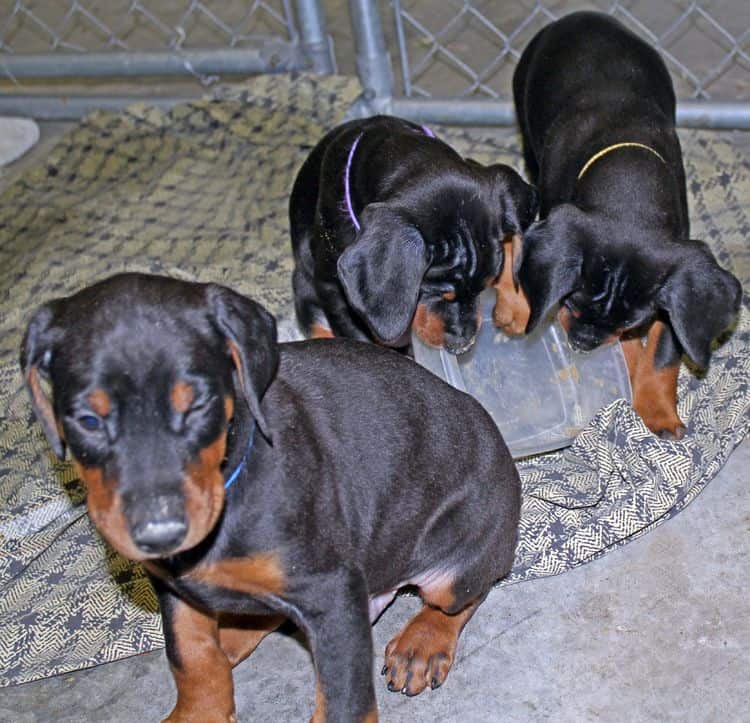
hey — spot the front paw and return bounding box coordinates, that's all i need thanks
[493,299,529,336]
[492,279,531,336]
[635,398,686,440]
[382,617,457,696]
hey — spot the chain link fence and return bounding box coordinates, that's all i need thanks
[0,1,748,126]
[347,0,750,128]
[391,0,750,101]
[0,0,334,116]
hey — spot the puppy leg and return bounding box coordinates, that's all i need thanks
[622,320,685,439]
[382,582,484,697]
[159,595,236,723]
[218,613,285,667]
[305,569,378,723]
[293,265,335,339]
[493,235,531,335]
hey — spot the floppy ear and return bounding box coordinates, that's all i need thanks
[489,164,539,234]
[337,204,430,344]
[516,204,585,332]
[658,240,742,368]
[206,284,279,442]
[20,303,66,459]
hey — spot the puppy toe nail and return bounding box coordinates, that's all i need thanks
[381,666,387,676]
[387,682,396,692]
[431,677,439,689]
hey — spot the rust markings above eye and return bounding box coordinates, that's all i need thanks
[442,291,456,301]
[88,388,112,417]
[171,381,195,414]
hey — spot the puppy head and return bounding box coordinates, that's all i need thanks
[337,166,538,354]
[517,205,742,364]
[20,273,278,561]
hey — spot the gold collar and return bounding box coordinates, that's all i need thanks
[577,142,666,181]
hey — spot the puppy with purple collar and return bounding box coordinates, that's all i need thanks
[290,115,538,354]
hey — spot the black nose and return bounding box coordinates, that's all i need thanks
[128,494,187,554]
[568,333,601,353]
[445,334,477,355]
[131,518,187,554]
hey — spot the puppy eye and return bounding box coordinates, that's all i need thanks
[78,414,102,431]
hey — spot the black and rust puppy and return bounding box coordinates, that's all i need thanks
[21,273,521,723]
[290,114,538,354]
[500,11,742,437]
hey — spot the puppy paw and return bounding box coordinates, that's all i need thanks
[492,236,531,336]
[492,300,529,336]
[382,611,458,696]
[634,397,686,440]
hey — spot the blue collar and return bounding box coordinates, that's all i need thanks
[224,422,256,490]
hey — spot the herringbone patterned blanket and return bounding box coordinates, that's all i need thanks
[1,74,748,686]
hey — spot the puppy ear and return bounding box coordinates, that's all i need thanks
[20,303,66,459]
[206,284,279,441]
[337,204,429,344]
[658,240,742,368]
[516,205,584,332]
[488,164,539,234]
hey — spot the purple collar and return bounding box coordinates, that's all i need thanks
[345,124,436,232]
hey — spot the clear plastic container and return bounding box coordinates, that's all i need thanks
[411,289,632,458]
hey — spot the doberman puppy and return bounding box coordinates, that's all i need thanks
[21,273,521,723]
[290,114,538,354]
[497,11,742,438]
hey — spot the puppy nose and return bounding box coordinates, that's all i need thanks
[568,334,600,353]
[128,494,187,554]
[132,518,187,554]
[445,335,476,355]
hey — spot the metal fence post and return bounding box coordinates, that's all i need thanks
[348,0,394,115]
[294,0,336,74]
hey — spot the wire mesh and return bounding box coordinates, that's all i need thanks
[391,0,750,101]
[0,1,298,54]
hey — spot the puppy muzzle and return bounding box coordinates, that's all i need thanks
[127,494,187,555]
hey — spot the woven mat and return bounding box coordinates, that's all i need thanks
[1,74,748,686]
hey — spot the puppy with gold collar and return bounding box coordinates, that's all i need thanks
[497,11,742,438]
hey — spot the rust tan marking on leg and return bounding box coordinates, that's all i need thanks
[224,395,234,423]
[164,599,236,723]
[310,322,335,339]
[188,552,285,598]
[383,596,481,697]
[170,381,195,414]
[623,320,685,438]
[181,432,227,552]
[218,613,284,667]
[310,681,326,723]
[74,460,145,560]
[412,303,446,347]
[361,706,378,723]
[493,236,531,335]
[88,388,112,417]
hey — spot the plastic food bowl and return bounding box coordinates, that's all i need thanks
[411,289,632,459]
